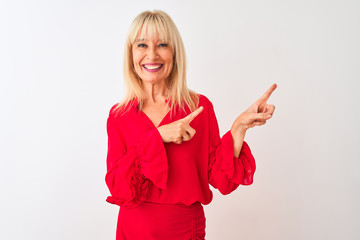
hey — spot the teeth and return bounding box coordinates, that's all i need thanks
[144,64,162,70]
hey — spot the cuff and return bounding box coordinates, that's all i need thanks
[219,130,256,185]
[135,128,169,189]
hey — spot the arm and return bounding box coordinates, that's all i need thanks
[105,117,168,208]
[230,127,246,158]
[207,101,256,195]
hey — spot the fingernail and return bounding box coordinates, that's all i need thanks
[266,114,272,118]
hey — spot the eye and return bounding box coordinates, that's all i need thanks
[158,43,168,47]
[137,43,147,48]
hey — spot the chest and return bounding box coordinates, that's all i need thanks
[141,104,171,128]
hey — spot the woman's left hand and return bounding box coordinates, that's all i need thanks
[232,83,277,133]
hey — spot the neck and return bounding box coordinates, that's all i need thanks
[142,79,168,104]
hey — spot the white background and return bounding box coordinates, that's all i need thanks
[1,0,359,239]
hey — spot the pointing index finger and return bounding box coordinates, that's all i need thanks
[259,83,277,102]
[185,106,204,123]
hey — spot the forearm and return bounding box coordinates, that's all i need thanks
[230,125,247,158]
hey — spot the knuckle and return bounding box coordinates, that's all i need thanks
[176,122,184,128]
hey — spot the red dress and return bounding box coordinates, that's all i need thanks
[105,94,256,239]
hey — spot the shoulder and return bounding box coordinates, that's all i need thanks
[108,101,133,120]
[197,93,215,109]
[108,103,119,117]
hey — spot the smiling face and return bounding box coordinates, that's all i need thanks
[132,37,174,85]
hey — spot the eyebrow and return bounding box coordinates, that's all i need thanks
[135,38,147,42]
[134,38,167,42]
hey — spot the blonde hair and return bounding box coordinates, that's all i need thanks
[112,10,199,119]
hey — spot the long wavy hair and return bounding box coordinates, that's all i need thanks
[112,10,199,119]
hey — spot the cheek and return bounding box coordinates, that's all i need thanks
[132,56,142,75]
[133,59,144,74]
[132,49,144,64]
[165,52,174,66]
[132,52,139,64]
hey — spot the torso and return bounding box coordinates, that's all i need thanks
[141,102,171,128]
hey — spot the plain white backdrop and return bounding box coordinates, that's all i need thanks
[1,0,359,239]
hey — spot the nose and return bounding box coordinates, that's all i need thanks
[146,46,159,59]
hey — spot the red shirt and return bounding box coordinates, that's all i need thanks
[105,94,256,208]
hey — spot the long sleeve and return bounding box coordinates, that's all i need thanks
[105,117,169,208]
[207,101,256,195]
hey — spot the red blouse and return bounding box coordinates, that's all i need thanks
[105,94,256,208]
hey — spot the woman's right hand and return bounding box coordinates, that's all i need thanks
[157,106,204,144]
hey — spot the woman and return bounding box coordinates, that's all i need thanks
[105,10,276,240]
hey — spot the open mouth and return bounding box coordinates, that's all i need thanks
[143,64,163,70]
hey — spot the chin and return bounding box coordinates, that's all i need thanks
[141,76,167,84]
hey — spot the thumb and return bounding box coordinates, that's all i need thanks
[250,112,272,121]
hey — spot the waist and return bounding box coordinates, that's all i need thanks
[142,200,202,209]
[121,201,204,217]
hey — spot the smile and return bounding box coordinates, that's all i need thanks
[142,64,164,72]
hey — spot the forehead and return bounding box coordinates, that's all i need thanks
[132,24,170,43]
